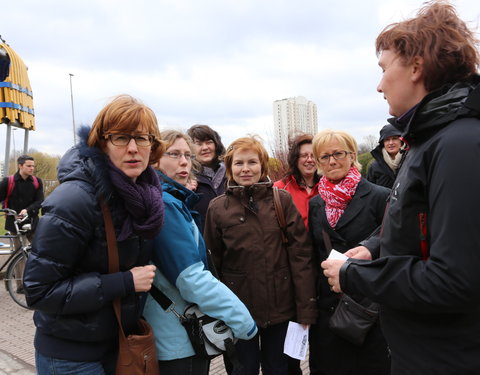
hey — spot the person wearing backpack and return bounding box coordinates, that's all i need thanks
[0,154,44,241]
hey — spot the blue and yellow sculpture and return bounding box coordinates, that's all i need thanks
[0,41,34,129]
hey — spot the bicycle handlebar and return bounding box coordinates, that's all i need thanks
[0,208,30,231]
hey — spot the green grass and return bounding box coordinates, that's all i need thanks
[0,214,5,234]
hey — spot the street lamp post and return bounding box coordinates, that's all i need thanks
[69,73,77,144]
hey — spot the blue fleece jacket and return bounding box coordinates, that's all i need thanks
[143,172,257,360]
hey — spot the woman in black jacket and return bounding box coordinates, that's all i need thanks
[23,95,165,375]
[367,124,404,188]
[308,129,390,375]
[322,3,480,374]
[187,124,226,232]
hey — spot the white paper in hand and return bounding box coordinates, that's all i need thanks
[283,321,309,360]
[328,249,348,260]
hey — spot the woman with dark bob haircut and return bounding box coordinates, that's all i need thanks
[274,133,320,228]
[187,124,226,232]
[24,95,165,375]
[204,136,317,375]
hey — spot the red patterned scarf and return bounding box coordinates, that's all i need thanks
[318,167,361,228]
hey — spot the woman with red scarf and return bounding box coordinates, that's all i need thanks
[308,130,390,375]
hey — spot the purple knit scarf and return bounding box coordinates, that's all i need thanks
[108,161,164,241]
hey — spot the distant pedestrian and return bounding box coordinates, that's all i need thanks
[23,95,164,375]
[367,124,404,188]
[187,124,226,232]
[0,154,44,243]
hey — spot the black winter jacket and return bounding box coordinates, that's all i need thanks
[308,178,390,374]
[193,163,226,233]
[0,172,44,233]
[24,129,153,362]
[366,146,397,188]
[309,178,389,310]
[342,78,480,374]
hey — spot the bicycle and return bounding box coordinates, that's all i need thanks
[0,208,32,309]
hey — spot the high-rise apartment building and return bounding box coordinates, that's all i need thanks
[273,96,318,155]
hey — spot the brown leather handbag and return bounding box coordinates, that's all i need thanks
[101,200,159,375]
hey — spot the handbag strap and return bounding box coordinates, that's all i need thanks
[273,186,288,244]
[148,247,217,319]
[100,199,128,339]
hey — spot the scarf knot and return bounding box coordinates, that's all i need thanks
[108,161,164,241]
[318,167,361,228]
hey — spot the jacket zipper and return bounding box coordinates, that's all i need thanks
[418,212,429,260]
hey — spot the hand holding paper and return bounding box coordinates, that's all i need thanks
[284,321,309,360]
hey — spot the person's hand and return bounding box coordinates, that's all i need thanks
[186,179,198,191]
[300,323,310,330]
[19,209,28,217]
[130,265,156,292]
[344,246,372,260]
[321,259,345,293]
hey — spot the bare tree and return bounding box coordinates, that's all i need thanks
[358,135,378,154]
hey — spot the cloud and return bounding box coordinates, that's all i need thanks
[1,0,479,168]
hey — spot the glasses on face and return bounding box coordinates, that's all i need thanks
[164,151,195,161]
[299,153,315,160]
[317,151,352,165]
[104,133,154,147]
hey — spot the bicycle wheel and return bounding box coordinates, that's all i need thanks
[4,251,29,309]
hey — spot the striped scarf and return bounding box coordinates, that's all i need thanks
[318,167,361,228]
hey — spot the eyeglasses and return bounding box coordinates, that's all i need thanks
[317,151,352,165]
[299,153,315,160]
[164,151,195,161]
[104,133,154,147]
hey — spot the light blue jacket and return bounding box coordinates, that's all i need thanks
[143,172,257,361]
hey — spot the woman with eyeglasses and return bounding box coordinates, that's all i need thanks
[143,130,257,375]
[23,95,165,375]
[274,133,320,229]
[187,124,227,233]
[273,133,319,375]
[308,129,390,375]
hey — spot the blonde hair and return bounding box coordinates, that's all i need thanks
[158,129,200,175]
[312,129,361,174]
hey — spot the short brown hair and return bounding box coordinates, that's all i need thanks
[224,136,270,183]
[187,124,226,160]
[87,95,164,164]
[376,1,480,92]
[312,129,361,174]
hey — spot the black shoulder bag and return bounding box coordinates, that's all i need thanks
[322,229,379,346]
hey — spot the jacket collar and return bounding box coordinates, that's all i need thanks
[156,171,200,208]
[317,178,372,241]
[226,178,272,202]
[57,126,116,201]
[391,76,480,142]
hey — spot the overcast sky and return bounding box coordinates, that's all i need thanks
[1,0,479,161]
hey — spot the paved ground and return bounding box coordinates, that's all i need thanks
[0,280,309,374]
[0,281,35,374]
